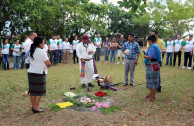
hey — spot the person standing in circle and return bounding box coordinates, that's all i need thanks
[21,37,27,69]
[11,40,21,70]
[122,33,140,86]
[109,38,118,64]
[0,38,10,70]
[76,34,96,88]
[144,35,161,101]
[28,36,51,113]
[117,34,126,64]
[72,35,79,64]
[62,38,71,64]
[23,31,37,69]
[48,35,59,65]
[165,36,174,66]
[93,34,102,62]
[103,37,110,63]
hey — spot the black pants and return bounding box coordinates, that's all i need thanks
[73,50,78,64]
[26,63,30,69]
[173,51,182,66]
[184,52,192,67]
[50,50,58,65]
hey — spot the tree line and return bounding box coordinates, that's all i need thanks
[0,0,193,43]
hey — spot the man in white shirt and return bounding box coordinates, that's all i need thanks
[173,34,185,68]
[76,34,96,88]
[48,35,59,65]
[56,35,63,63]
[23,31,37,69]
[165,36,174,66]
[62,38,71,64]
[182,35,193,69]
[93,34,102,62]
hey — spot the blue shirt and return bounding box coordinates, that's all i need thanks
[144,43,161,64]
[122,41,140,59]
[147,46,158,59]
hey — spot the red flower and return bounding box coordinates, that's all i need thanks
[95,91,107,97]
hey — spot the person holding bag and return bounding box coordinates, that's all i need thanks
[144,35,161,101]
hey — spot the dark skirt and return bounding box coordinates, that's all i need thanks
[145,61,160,89]
[28,72,46,96]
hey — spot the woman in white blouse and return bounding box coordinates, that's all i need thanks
[28,36,51,113]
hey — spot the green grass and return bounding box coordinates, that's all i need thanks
[0,50,194,125]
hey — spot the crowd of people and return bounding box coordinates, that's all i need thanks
[0,30,193,113]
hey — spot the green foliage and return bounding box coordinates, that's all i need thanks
[49,104,64,112]
[63,93,105,108]
[117,0,148,15]
[99,106,121,114]
[1,0,193,42]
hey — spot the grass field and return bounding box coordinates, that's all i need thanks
[0,50,194,126]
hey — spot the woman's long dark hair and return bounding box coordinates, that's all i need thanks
[30,36,44,60]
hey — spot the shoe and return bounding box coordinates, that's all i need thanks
[188,67,191,70]
[182,66,186,69]
[130,84,134,86]
[117,61,120,64]
[122,61,124,64]
[165,64,168,66]
[170,65,172,67]
[31,107,43,110]
[173,65,175,67]
[156,86,161,92]
[88,83,94,87]
[123,83,128,86]
[81,84,86,88]
[32,108,44,113]
[178,66,181,68]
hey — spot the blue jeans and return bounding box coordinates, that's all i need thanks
[166,52,173,65]
[103,48,110,61]
[2,54,9,70]
[94,48,101,62]
[21,52,25,69]
[57,49,63,63]
[110,50,117,63]
[50,50,57,65]
[13,56,20,69]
